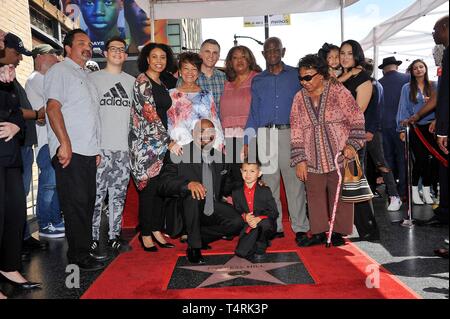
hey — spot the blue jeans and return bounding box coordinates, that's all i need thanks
[21,146,34,240]
[36,145,62,230]
[382,127,406,197]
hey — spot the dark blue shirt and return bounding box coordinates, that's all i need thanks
[379,70,410,129]
[365,80,383,133]
[245,63,301,142]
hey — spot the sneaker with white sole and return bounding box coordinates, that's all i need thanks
[53,221,65,232]
[387,196,402,211]
[39,223,65,238]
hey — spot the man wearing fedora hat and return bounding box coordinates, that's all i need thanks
[379,56,410,201]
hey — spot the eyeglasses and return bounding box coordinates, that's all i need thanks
[108,46,126,54]
[298,73,319,82]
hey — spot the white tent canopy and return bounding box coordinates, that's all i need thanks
[360,0,448,79]
[145,0,359,41]
[148,0,359,19]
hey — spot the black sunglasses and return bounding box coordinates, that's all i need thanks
[298,73,319,82]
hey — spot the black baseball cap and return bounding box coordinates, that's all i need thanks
[4,33,32,56]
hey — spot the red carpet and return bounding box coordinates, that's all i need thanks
[82,227,420,299]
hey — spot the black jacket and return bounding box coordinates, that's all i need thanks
[158,142,242,200]
[232,183,279,221]
[0,80,25,167]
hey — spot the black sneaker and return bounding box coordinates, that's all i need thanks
[72,256,105,272]
[298,233,326,247]
[108,237,132,253]
[90,241,112,261]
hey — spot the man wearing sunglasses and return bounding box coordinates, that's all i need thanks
[244,37,309,245]
[88,36,135,257]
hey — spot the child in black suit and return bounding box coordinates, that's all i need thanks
[233,160,279,260]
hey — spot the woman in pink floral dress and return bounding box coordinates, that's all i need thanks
[168,52,224,151]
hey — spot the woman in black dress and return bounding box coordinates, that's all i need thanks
[339,39,380,241]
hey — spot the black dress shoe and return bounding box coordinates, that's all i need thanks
[361,231,380,242]
[331,233,346,246]
[298,233,326,247]
[272,231,285,239]
[222,235,234,241]
[186,247,205,264]
[73,257,106,272]
[151,233,175,248]
[23,237,49,251]
[416,215,447,226]
[201,243,212,250]
[434,248,449,259]
[295,233,309,246]
[0,274,41,290]
[138,235,158,252]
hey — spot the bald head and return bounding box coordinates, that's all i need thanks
[262,37,285,69]
[433,15,449,47]
[193,119,216,149]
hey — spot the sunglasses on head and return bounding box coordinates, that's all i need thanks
[298,73,319,82]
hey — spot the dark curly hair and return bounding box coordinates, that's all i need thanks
[178,51,203,71]
[137,43,175,73]
[224,46,262,82]
[297,54,329,80]
[318,42,339,62]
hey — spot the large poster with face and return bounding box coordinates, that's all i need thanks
[62,0,168,54]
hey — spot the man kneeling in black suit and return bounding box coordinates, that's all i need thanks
[159,119,245,264]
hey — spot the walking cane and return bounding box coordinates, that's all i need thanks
[326,152,344,248]
[401,124,414,228]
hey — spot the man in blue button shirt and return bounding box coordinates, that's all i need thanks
[244,37,309,244]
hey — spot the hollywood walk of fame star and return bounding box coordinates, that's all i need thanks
[179,255,300,288]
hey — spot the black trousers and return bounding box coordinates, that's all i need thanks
[183,197,244,249]
[354,147,380,238]
[235,218,274,258]
[53,153,96,262]
[138,175,164,236]
[0,167,26,271]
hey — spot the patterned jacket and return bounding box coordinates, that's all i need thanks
[129,73,170,190]
[290,81,365,174]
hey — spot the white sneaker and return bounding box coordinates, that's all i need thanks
[422,186,434,205]
[387,196,402,211]
[412,186,424,205]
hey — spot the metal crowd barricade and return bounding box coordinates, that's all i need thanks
[402,124,414,228]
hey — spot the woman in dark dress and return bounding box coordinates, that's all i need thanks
[129,43,178,252]
[339,39,380,241]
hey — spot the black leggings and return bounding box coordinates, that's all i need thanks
[0,167,26,272]
[410,123,440,187]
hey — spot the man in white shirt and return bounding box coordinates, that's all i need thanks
[25,44,64,239]
[45,29,104,272]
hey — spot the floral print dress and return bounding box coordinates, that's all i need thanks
[129,73,170,190]
[167,89,224,150]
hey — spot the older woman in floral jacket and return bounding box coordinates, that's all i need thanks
[291,54,365,247]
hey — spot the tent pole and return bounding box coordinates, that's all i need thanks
[150,0,155,42]
[373,26,379,79]
[340,0,345,42]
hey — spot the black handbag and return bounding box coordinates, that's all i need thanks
[341,154,374,203]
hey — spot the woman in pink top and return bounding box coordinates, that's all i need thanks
[220,46,261,176]
[290,54,365,247]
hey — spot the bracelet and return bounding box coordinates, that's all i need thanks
[34,110,39,120]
